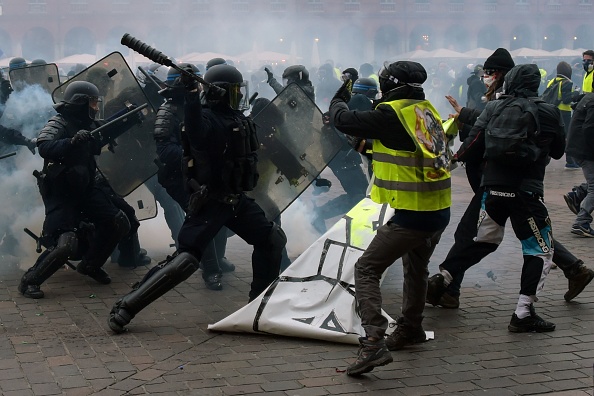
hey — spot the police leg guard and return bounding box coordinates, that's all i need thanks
[79,210,130,283]
[108,252,200,333]
[249,224,287,302]
[19,232,78,299]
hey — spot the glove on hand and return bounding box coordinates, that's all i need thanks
[180,65,199,91]
[70,130,93,146]
[25,137,37,154]
[333,79,353,103]
[264,67,274,83]
[346,135,364,152]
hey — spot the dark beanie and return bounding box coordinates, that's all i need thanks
[557,61,572,79]
[484,48,515,72]
[386,61,427,84]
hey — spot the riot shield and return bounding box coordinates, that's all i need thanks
[124,182,157,221]
[249,83,343,220]
[52,52,158,197]
[9,64,61,94]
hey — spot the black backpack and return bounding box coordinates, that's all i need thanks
[484,96,542,163]
[541,78,563,106]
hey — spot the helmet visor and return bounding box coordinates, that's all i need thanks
[229,80,249,111]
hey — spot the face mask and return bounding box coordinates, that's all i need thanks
[483,75,496,88]
[583,59,593,72]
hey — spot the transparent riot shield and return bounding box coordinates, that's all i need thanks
[9,64,61,94]
[52,52,158,197]
[249,83,343,220]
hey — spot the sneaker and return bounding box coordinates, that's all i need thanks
[346,337,393,376]
[563,191,580,215]
[218,257,236,273]
[204,273,223,291]
[571,223,594,238]
[426,273,447,306]
[437,292,460,309]
[77,264,112,284]
[18,282,44,299]
[508,305,555,333]
[565,265,594,302]
[385,319,426,351]
[564,164,581,170]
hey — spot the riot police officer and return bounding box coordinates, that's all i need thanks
[19,81,131,298]
[152,63,235,290]
[108,64,287,333]
[264,64,315,101]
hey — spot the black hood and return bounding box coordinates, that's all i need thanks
[503,64,540,98]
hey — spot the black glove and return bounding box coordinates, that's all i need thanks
[264,67,274,83]
[180,66,199,91]
[70,130,93,146]
[346,135,364,152]
[333,79,352,103]
[25,138,37,154]
[206,84,227,100]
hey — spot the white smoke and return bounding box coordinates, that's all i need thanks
[0,85,55,269]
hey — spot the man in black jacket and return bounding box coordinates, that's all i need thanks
[429,64,565,333]
[566,93,594,237]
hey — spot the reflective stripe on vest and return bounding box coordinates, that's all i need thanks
[371,99,451,211]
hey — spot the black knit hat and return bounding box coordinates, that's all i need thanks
[379,61,427,85]
[483,48,515,72]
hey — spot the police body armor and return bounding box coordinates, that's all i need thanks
[182,111,259,211]
[36,115,99,202]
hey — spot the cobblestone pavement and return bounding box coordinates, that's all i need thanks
[1,160,594,395]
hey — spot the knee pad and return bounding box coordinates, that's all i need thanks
[113,210,131,239]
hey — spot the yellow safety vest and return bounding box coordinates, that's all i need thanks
[583,71,593,93]
[371,99,451,211]
[547,77,572,112]
[369,73,379,84]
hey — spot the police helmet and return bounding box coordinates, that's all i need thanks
[281,65,309,84]
[152,65,169,85]
[64,81,100,104]
[30,59,47,66]
[352,77,378,99]
[62,81,103,120]
[203,64,248,110]
[9,57,27,70]
[166,63,200,87]
[206,57,227,71]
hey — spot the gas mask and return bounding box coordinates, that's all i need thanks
[583,59,593,73]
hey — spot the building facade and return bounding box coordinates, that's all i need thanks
[0,0,592,65]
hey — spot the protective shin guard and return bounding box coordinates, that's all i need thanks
[108,252,199,333]
[20,232,77,291]
[249,224,287,301]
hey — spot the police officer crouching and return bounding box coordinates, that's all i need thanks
[19,81,131,298]
[108,64,287,333]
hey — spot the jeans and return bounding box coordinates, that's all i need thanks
[575,159,594,226]
[355,222,444,339]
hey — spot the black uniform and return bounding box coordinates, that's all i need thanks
[108,65,287,333]
[19,84,131,298]
[153,86,233,287]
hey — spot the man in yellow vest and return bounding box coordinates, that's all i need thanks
[329,61,451,376]
[582,49,594,93]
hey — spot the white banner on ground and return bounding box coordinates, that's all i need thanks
[208,197,397,345]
